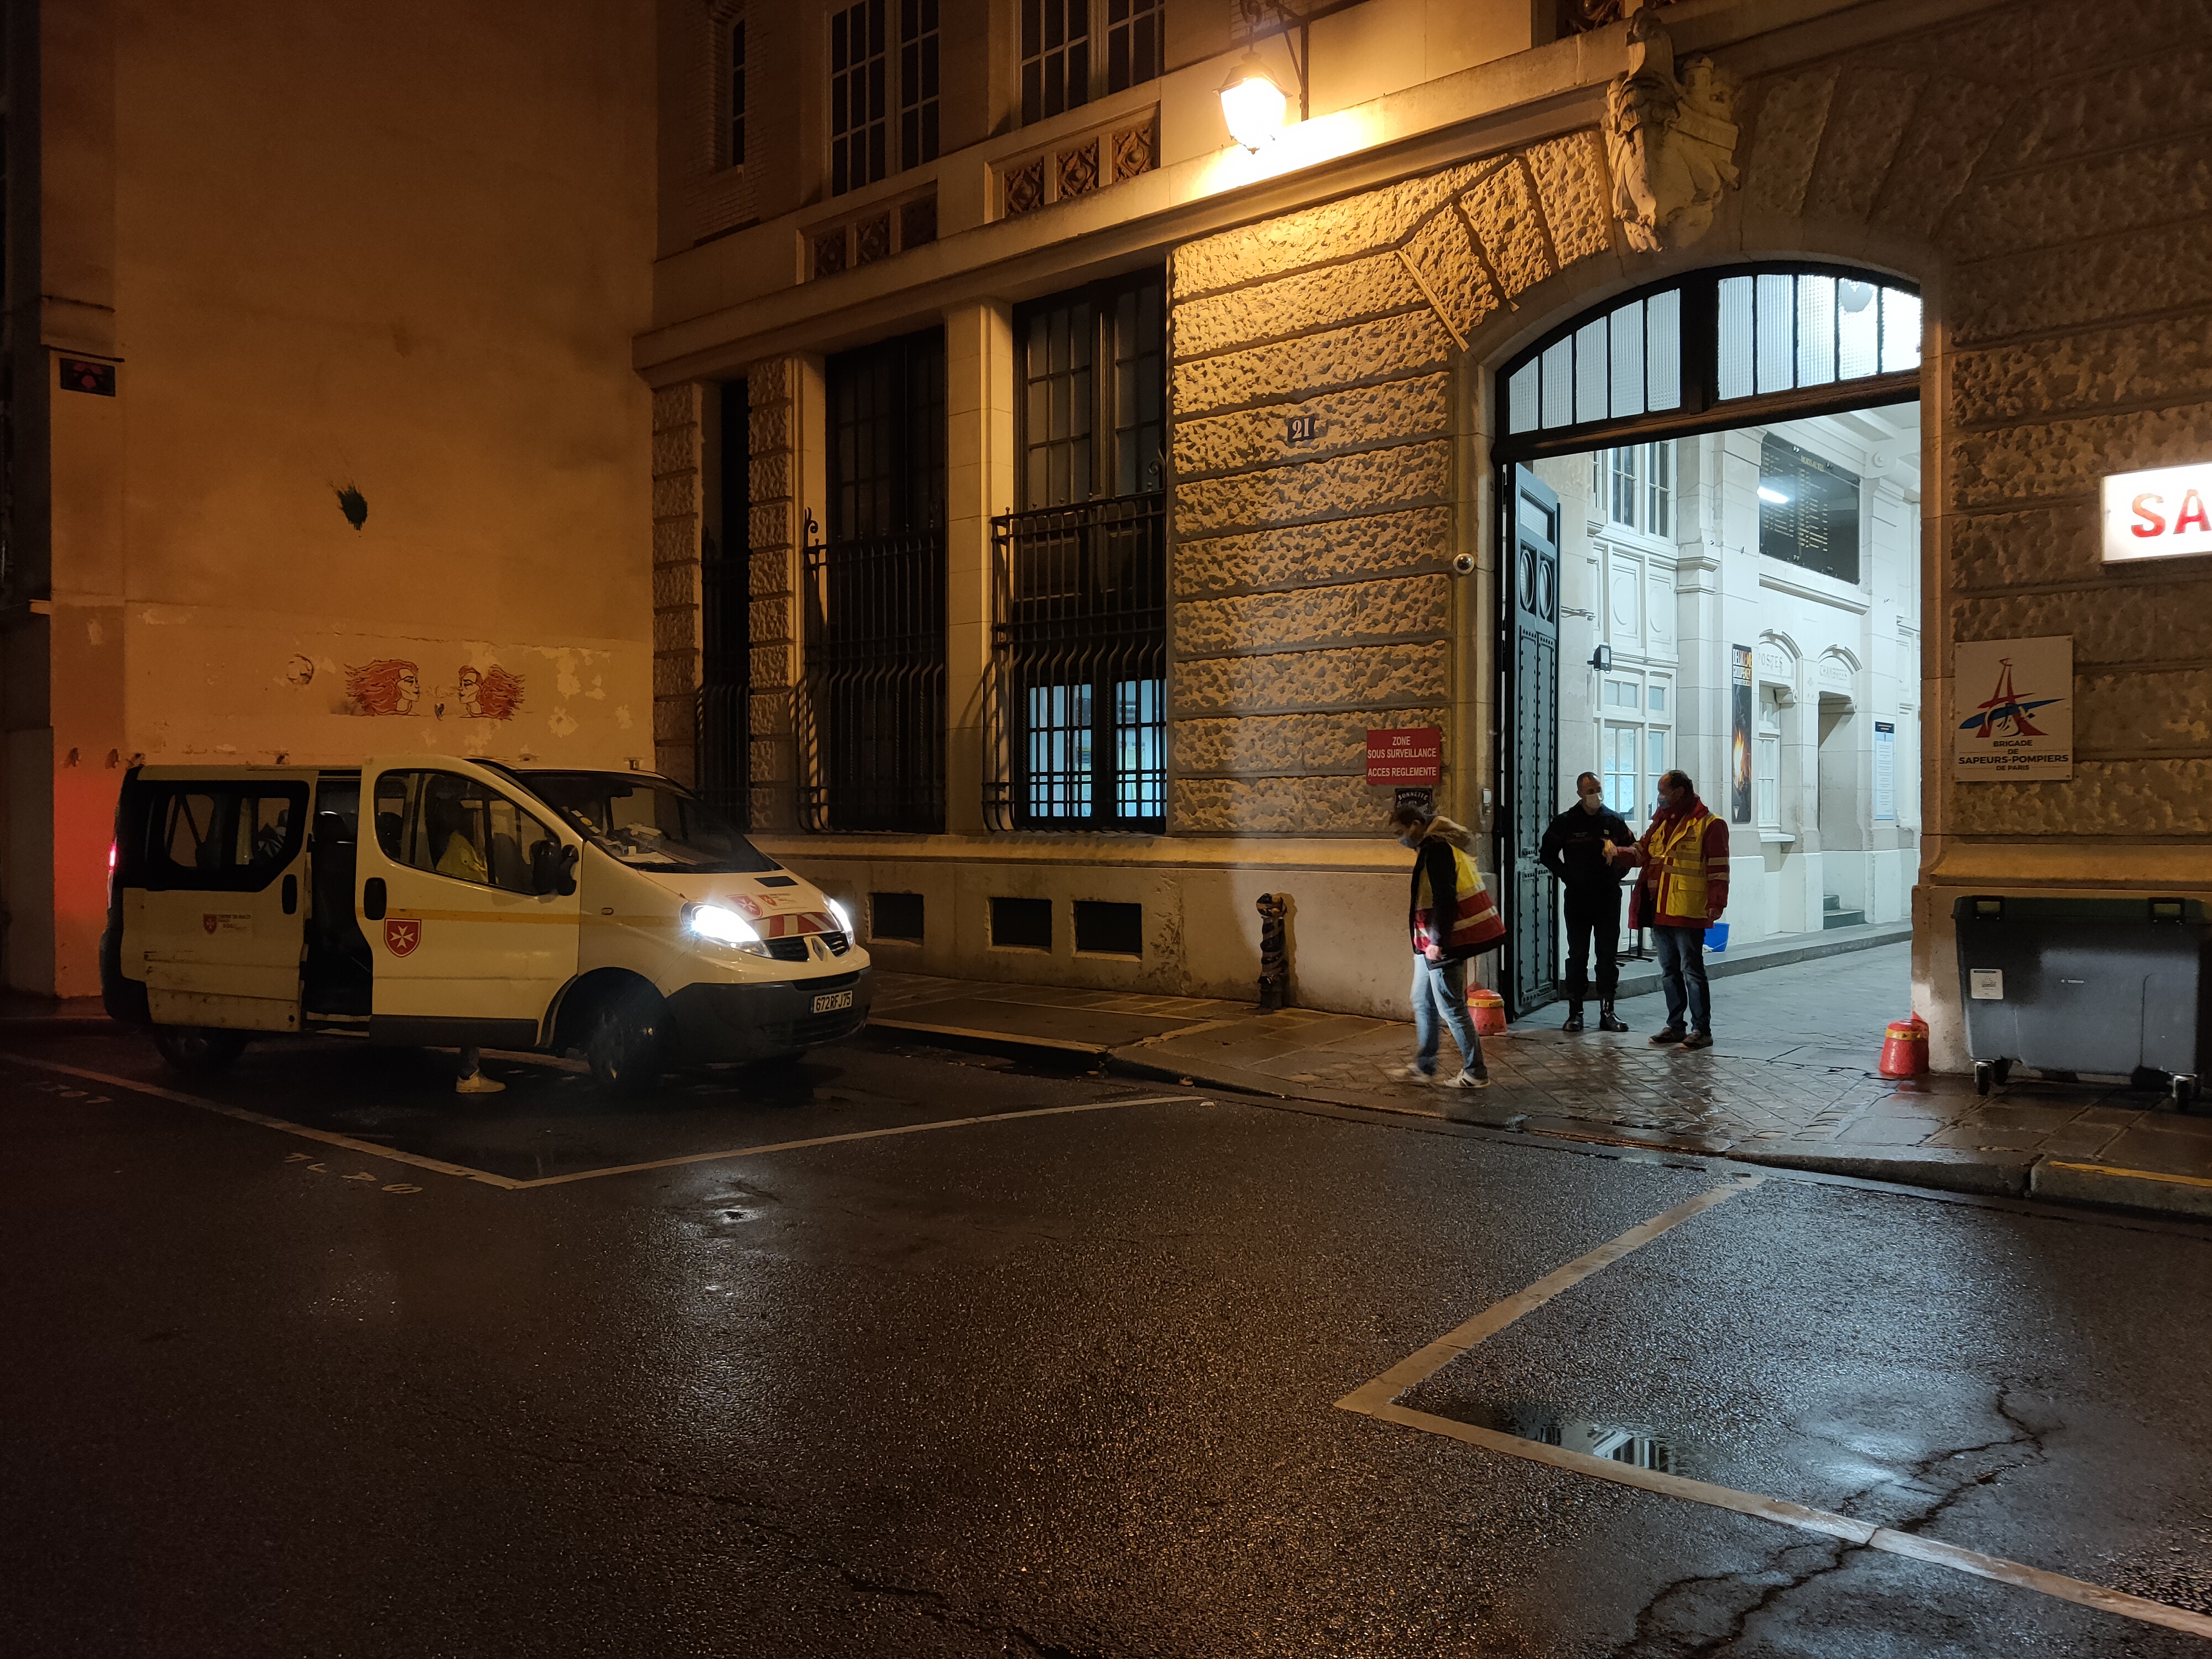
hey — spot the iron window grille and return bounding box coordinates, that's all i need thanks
[800,328,947,833]
[1496,265,1920,462]
[987,496,1167,831]
[830,0,889,196]
[985,269,1166,832]
[899,0,940,170]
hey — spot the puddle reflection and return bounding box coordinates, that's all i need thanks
[1478,1401,1697,1477]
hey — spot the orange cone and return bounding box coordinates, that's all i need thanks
[1467,986,1509,1037]
[1879,1014,1929,1078]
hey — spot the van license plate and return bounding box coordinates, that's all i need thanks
[811,990,854,1014]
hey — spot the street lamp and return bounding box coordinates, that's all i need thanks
[1218,51,1290,150]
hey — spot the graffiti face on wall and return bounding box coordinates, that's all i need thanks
[457,665,524,720]
[345,659,421,716]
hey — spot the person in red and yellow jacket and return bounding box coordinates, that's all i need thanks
[1607,769,1729,1050]
[1386,804,1506,1088]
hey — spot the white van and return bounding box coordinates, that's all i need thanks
[98,757,871,1094]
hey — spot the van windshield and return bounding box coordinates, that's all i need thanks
[519,773,778,873]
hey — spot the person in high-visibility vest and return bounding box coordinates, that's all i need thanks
[1386,804,1507,1088]
[1608,769,1730,1050]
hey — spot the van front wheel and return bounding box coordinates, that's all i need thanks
[585,990,664,1098]
[153,1025,249,1076]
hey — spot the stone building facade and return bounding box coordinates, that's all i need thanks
[634,0,2212,1060]
[6,0,2205,1076]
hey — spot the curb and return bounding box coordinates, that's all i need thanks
[2029,1158,2212,1220]
[876,1023,2212,1224]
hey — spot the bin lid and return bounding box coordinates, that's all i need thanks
[1952,895,2206,925]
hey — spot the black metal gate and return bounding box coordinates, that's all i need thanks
[1502,463,1561,1018]
[800,328,947,833]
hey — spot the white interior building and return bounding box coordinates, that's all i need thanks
[1534,400,1922,948]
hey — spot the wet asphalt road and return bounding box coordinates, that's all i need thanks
[4,1028,2212,1657]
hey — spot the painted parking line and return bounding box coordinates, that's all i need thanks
[4,1054,520,1186]
[504,1095,1208,1188]
[1,1054,1204,1191]
[1335,1177,2212,1641]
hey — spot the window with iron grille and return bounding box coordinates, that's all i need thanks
[1021,0,1092,125]
[802,328,947,833]
[728,15,748,167]
[987,270,1166,832]
[1106,0,1162,92]
[830,0,888,196]
[899,0,939,170]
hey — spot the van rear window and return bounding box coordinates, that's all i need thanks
[129,782,309,892]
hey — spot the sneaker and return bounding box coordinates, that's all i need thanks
[1679,1030,1713,1051]
[1390,1062,1437,1084]
[1561,1008,1585,1032]
[455,1072,507,1095]
[1446,1068,1490,1089]
[1649,1027,1686,1046]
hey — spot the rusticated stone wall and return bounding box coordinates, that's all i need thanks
[1167,132,1615,834]
[746,358,805,832]
[1710,0,2212,842]
[650,384,703,788]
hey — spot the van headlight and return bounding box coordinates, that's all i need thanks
[826,898,852,937]
[685,902,766,955]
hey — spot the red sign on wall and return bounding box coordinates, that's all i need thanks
[1365,727,1442,786]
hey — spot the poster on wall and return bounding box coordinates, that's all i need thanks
[1729,645,1752,823]
[1952,636,2073,781]
[1874,721,1896,821]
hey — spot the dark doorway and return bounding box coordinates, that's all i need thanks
[1503,464,1562,1018]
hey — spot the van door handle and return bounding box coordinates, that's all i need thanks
[363,877,386,921]
[282,874,299,915]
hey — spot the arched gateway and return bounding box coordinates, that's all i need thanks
[1162,0,2203,1061]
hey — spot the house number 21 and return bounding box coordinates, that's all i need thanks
[1285,414,1320,442]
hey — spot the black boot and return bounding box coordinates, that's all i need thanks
[1562,1003,1584,1032]
[1598,1001,1627,1032]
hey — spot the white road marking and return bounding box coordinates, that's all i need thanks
[1337,1176,2212,1640]
[1,1054,1203,1192]
[505,1095,1208,1188]
[1335,1176,1764,1414]
[5,1055,519,1187]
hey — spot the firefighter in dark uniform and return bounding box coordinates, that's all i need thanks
[1538,771,1636,1032]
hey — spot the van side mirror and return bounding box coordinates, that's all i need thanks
[532,841,580,896]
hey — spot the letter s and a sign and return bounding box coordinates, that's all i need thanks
[2104,462,2212,562]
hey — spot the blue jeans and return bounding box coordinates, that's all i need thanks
[1652,925,1711,1034]
[1410,956,1485,1076]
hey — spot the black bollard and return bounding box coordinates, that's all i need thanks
[1256,893,1290,1011]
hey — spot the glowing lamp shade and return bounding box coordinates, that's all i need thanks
[1218,52,1288,150]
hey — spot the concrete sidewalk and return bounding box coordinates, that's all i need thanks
[871,943,2212,1222]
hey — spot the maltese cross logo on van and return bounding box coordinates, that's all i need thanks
[384,918,422,957]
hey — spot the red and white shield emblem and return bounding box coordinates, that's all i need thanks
[384,918,422,957]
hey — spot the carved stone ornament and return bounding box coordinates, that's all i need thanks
[1057,141,1101,199]
[1603,6,1739,253]
[1004,156,1046,218]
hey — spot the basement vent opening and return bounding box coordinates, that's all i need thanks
[1073,900,1142,958]
[990,896,1052,952]
[870,891,924,943]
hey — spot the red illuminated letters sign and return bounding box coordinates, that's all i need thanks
[2103,463,2212,562]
